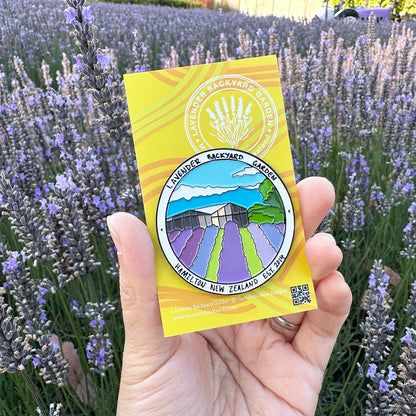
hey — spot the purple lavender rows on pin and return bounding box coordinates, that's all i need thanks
[260,223,284,252]
[170,228,192,257]
[218,221,250,284]
[190,225,219,278]
[276,223,285,234]
[179,228,205,268]
[247,222,276,268]
[168,230,181,243]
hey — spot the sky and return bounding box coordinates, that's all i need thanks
[174,160,265,189]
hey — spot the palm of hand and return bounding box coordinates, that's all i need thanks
[123,314,336,416]
[150,323,323,416]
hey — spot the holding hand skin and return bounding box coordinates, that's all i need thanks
[107,177,352,416]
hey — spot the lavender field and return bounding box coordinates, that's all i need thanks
[0,0,416,414]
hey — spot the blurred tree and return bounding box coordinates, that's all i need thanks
[326,0,416,14]
[343,0,356,6]
[398,0,416,14]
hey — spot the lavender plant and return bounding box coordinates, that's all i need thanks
[400,202,416,259]
[71,300,115,375]
[64,0,142,220]
[35,403,63,416]
[364,363,397,416]
[360,260,395,364]
[404,281,416,320]
[34,335,68,387]
[357,259,416,416]
[0,288,32,374]
[358,261,396,415]
[393,328,416,415]
[1,249,49,338]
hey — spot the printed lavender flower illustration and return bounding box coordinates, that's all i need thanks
[206,96,254,148]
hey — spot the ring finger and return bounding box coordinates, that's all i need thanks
[269,232,343,336]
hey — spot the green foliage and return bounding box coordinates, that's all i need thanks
[248,204,284,225]
[343,0,357,7]
[258,178,284,211]
[327,0,416,14]
[248,179,285,225]
[394,0,416,15]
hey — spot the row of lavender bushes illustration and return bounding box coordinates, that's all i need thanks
[0,0,415,414]
[169,221,283,281]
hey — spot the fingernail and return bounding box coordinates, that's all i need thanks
[107,215,122,255]
[335,271,345,281]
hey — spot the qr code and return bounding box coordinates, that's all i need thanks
[290,284,311,306]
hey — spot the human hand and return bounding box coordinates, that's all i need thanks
[107,177,352,416]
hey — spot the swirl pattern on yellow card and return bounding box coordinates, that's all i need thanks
[124,55,317,337]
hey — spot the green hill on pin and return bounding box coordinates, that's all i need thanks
[248,178,285,225]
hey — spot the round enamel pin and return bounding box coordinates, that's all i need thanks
[156,149,294,295]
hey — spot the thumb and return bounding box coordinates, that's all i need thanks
[107,213,178,384]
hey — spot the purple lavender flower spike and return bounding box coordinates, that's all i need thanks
[367,363,377,378]
[394,328,416,414]
[0,289,32,374]
[86,328,113,376]
[400,201,416,259]
[34,334,68,386]
[360,260,397,415]
[360,260,394,364]
[64,8,77,25]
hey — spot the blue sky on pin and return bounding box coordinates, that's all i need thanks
[174,160,265,189]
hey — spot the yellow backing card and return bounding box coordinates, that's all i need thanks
[124,55,317,337]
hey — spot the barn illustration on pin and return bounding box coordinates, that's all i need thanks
[166,203,249,232]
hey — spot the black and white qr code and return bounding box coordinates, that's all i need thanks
[290,284,312,306]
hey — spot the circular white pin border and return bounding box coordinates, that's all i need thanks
[156,149,295,295]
